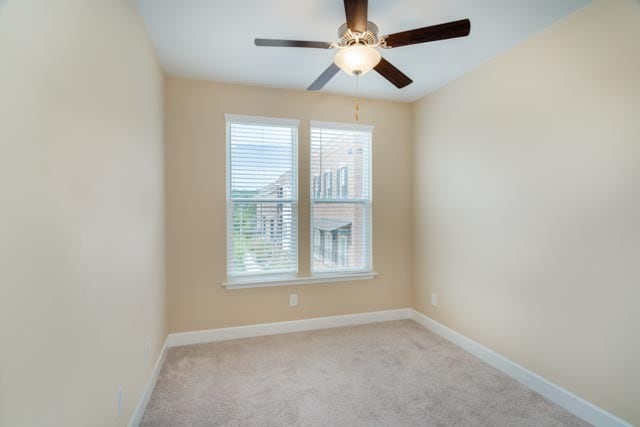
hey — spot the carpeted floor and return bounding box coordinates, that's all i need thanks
[141,320,589,426]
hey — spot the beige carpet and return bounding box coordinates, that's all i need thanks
[141,320,589,426]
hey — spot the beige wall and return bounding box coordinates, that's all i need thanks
[2,0,637,424]
[0,1,165,426]
[412,0,640,424]
[165,77,412,333]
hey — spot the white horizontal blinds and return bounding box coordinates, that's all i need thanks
[227,116,298,277]
[310,122,372,273]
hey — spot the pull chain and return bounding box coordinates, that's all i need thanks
[355,73,360,122]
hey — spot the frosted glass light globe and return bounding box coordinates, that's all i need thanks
[334,45,381,76]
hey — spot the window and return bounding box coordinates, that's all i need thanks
[310,121,372,273]
[226,114,299,278]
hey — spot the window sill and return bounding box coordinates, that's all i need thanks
[223,272,378,289]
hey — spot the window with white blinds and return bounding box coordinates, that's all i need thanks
[310,121,372,273]
[226,115,299,278]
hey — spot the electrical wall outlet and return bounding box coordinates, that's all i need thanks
[289,294,298,307]
[117,387,123,417]
[431,293,438,306]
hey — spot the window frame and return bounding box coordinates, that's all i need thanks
[222,116,377,289]
[225,114,300,282]
[309,120,374,275]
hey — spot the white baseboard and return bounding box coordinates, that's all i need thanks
[166,308,412,347]
[128,337,168,427]
[410,309,632,427]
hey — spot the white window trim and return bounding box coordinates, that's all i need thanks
[225,114,300,278]
[309,120,374,133]
[223,271,378,289]
[225,114,300,128]
[224,116,376,288]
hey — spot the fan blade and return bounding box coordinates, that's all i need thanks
[307,63,340,91]
[383,19,470,48]
[255,39,332,49]
[344,0,368,33]
[374,57,413,89]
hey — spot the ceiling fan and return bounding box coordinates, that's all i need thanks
[255,0,471,91]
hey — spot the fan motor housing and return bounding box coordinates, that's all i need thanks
[338,21,379,46]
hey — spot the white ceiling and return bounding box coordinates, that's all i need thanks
[135,0,590,103]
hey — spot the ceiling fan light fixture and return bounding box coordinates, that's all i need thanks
[256,0,471,91]
[333,44,381,76]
